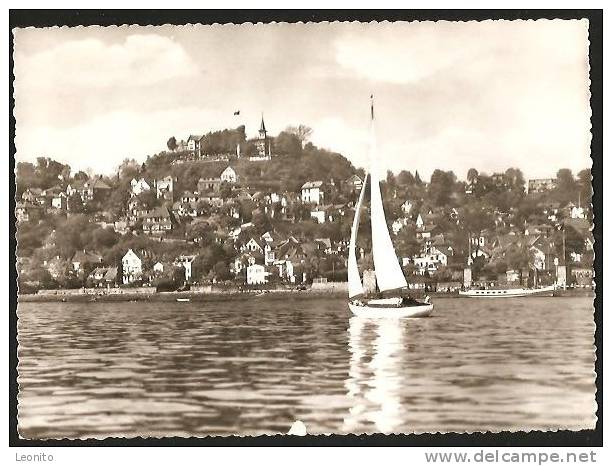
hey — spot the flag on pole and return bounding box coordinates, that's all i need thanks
[234,110,240,115]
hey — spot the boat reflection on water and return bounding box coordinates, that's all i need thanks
[343,316,406,434]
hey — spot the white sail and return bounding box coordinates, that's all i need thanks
[348,174,368,298]
[369,116,408,292]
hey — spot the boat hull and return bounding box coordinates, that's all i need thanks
[349,302,434,318]
[458,285,556,298]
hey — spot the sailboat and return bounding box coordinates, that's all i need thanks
[347,98,433,318]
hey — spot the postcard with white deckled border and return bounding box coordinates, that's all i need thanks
[13,19,595,439]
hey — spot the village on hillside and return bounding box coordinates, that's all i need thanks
[15,119,595,295]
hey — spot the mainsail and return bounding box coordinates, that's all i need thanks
[368,102,408,293]
[347,174,368,298]
[348,97,408,298]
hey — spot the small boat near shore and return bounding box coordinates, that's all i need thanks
[176,298,191,302]
[459,285,556,298]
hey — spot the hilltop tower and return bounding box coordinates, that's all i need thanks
[257,115,268,157]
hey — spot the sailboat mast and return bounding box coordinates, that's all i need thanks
[368,96,408,293]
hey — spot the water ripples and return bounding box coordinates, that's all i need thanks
[17,297,596,438]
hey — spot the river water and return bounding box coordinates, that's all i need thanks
[17,297,596,438]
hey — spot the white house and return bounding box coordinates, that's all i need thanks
[153,261,165,275]
[274,259,295,282]
[570,205,586,219]
[413,251,447,275]
[130,178,151,197]
[71,250,103,273]
[401,200,413,215]
[51,192,67,210]
[415,213,424,228]
[310,209,326,224]
[174,255,197,282]
[233,253,257,274]
[122,249,143,284]
[345,174,363,192]
[220,166,238,183]
[246,264,269,285]
[301,181,325,205]
[187,134,203,154]
[156,176,174,199]
[241,238,264,254]
[392,217,409,235]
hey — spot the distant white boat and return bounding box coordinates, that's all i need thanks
[347,98,433,318]
[458,285,556,298]
[176,298,191,302]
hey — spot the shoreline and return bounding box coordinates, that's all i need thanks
[18,288,594,303]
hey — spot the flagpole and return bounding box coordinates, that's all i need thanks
[234,110,242,158]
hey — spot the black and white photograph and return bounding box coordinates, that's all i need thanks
[10,10,601,445]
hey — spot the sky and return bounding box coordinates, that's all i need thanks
[13,20,591,180]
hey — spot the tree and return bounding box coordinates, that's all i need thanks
[460,202,495,236]
[53,214,92,259]
[385,170,397,194]
[414,170,423,185]
[35,157,70,189]
[428,170,457,206]
[213,261,232,281]
[395,225,420,259]
[286,125,313,146]
[92,227,120,250]
[16,162,37,196]
[139,190,158,210]
[577,168,592,206]
[73,171,89,182]
[396,170,415,186]
[467,168,479,184]
[186,219,214,244]
[107,180,130,218]
[274,131,303,157]
[167,136,178,151]
[67,193,84,213]
[238,199,255,222]
[193,245,227,279]
[252,209,272,233]
[554,168,578,205]
[26,266,56,289]
[117,158,141,180]
[505,167,525,192]
[564,224,586,256]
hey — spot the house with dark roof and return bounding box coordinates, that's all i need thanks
[142,205,174,235]
[172,200,206,219]
[21,188,44,205]
[233,251,263,275]
[187,134,204,155]
[15,202,43,223]
[301,181,328,205]
[67,177,111,203]
[130,178,152,197]
[71,250,103,274]
[344,174,363,193]
[528,235,557,271]
[88,266,118,287]
[239,237,265,255]
[127,195,149,224]
[196,165,238,194]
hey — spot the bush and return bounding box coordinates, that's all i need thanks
[156,279,179,292]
